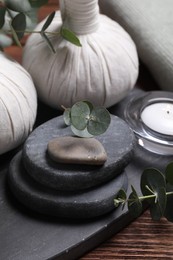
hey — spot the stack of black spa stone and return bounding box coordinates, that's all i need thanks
[8,115,135,219]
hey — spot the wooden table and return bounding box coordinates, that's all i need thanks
[4,1,173,259]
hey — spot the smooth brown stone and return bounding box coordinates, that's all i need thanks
[47,136,107,165]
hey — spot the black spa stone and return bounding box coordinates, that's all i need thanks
[8,151,128,219]
[22,115,135,191]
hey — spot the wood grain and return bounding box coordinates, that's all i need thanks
[4,1,173,259]
[81,210,173,260]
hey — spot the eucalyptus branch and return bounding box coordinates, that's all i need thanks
[1,29,61,35]
[115,190,173,206]
[114,163,173,222]
[0,3,82,51]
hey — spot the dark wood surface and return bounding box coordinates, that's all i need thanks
[4,1,173,259]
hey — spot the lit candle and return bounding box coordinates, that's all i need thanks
[141,102,173,135]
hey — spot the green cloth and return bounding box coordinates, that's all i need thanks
[99,0,173,91]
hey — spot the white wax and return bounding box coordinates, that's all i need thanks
[141,102,173,135]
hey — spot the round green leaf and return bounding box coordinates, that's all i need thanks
[71,125,93,138]
[165,161,173,185]
[128,186,143,218]
[71,101,90,130]
[63,108,71,126]
[114,189,127,209]
[87,107,111,136]
[164,183,173,222]
[141,168,166,220]
[150,186,167,221]
[141,168,166,196]
[116,189,127,202]
[11,13,26,40]
[82,100,93,113]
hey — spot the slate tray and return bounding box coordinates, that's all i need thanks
[0,89,172,260]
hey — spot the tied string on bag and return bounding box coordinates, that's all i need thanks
[60,0,100,35]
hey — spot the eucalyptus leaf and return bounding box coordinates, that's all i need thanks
[29,0,48,8]
[164,183,173,222]
[71,101,90,131]
[60,27,82,47]
[82,100,94,113]
[40,31,56,53]
[9,21,21,47]
[149,186,167,221]
[128,185,143,218]
[114,189,127,209]
[141,168,166,197]
[71,125,93,138]
[63,108,71,126]
[11,13,26,39]
[41,11,55,32]
[141,168,166,220]
[117,189,127,201]
[0,6,6,29]
[87,107,111,136]
[165,161,173,185]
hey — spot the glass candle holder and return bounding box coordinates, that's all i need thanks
[124,91,173,155]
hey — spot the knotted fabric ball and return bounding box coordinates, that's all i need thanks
[23,0,139,109]
[0,53,37,154]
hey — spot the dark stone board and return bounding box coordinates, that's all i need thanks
[0,90,172,260]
